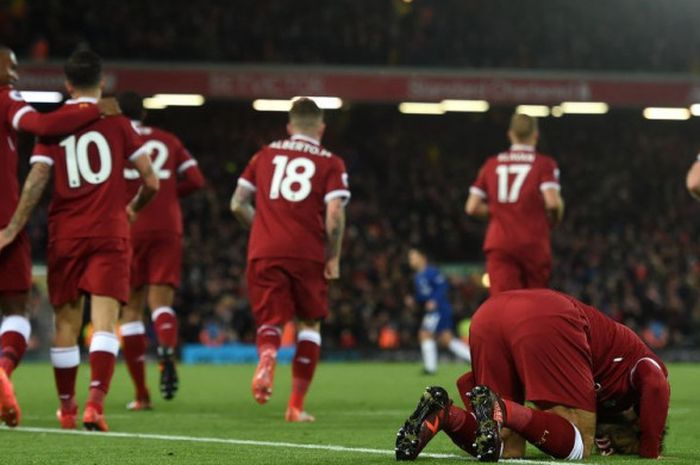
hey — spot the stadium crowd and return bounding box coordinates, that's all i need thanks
[21,104,700,351]
[3,0,700,72]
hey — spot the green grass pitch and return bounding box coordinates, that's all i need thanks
[1,362,697,464]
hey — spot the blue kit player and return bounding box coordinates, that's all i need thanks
[408,247,471,374]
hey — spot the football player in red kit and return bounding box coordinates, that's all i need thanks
[231,98,349,422]
[465,113,564,295]
[0,46,119,427]
[118,92,205,410]
[395,289,669,462]
[0,50,159,432]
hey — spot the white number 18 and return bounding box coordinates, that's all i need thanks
[270,155,316,202]
[496,164,531,203]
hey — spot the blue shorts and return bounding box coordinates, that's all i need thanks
[421,309,454,334]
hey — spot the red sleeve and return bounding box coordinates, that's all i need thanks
[29,141,56,167]
[539,157,561,192]
[16,101,100,137]
[238,152,260,192]
[633,359,670,458]
[470,162,489,199]
[176,144,205,197]
[122,119,148,163]
[324,156,350,204]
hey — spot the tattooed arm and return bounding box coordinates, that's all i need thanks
[0,162,51,251]
[324,197,346,280]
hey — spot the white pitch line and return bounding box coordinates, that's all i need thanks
[3,426,589,464]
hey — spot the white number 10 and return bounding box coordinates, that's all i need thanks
[60,131,112,189]
[270,155,316,202]
[496,164,531,203]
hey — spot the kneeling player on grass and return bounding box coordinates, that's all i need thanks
[407,247,471,374]
[118,91,206,410]
[395,289,669,461]
[231,98,350,422]
[0,50,159,431]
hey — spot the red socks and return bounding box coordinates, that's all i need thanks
[0,315,31,377]
[87,332,119,413]
[152,307,178,349]
[443,405,479,456]
[51,346,80,412]
[502,399,583,459]
[120,321,150,401]
[288,329,321,411]
[256,325,282,356]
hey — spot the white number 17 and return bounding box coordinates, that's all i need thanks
[496,164,531,203]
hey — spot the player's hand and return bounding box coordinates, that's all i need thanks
[426,300,438,312]
[97,97,121,116]
[324,257,340,280]
[126,205,138,223]
[0,228,17,252]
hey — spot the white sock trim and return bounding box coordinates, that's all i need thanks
[566,422,584,460]
[257,324,282,336]
[90,331,120,355]
[152,306,176,321]
[0,315,31,342]
[51,346,80,368]
[298,329,321,346]
[120,321,146,337]
[421,339,438,373]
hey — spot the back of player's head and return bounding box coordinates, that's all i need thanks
[117,91,144,121]
[289,98,324,131]
[64,49,102,89]
[509,112,539,143]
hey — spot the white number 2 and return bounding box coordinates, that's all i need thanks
[269,155,316,202]
[496,164,532,203]
[124,140,170,180]
[60,131,112,188]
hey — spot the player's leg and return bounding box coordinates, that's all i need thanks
[522,250,551,290]
[52,298,84,429]
[436,323,471,363]
[247,259,293,404]
[148,284,179,400]
[286,259,328,422]
[120,286,151,410]
[485,249,525,295]
[83,294,121,431]
[418,327,438,375]
[0,294,29,427]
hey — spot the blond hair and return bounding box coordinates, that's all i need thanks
[509,113,538,142]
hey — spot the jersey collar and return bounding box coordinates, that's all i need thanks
[291,134,320,146]
[510,144,535,152]
[65,96,98,104]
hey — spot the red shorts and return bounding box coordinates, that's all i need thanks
[246,258,328,327]
[0,230,31,294]
[469,290,596,411]
[485,247,551,296]
[130,233,182,289]
[47,237,131,307]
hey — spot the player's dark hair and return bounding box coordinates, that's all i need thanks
[64,49,102,89]
[289,98,323,128]
[117,91,144,121]
[509,112,538,141]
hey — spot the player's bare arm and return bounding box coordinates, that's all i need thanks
[96,97,121,116]
[324,197,345,280]
[0,162,51,251]
[465,193,489,219]
[542,187,564,226]
[686,160,700,200]
[127,152,159,222]
[230,184,256,228]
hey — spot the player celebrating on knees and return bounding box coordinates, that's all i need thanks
[0,46,119,427]
[465,113,564,295]
[0,50,159,431]
[395,289,669,462]
[231,98,350,422]
[407,247,471,374]
[117,92,205,410]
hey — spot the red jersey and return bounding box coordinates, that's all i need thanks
[125,122,204,236]
[238,134,350,264]
[31,98,147,241]
[0,85,99,227]
[470,145,560,253]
